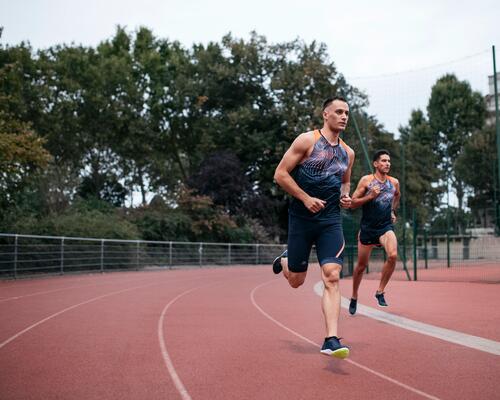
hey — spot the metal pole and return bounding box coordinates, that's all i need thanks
[351,113,372,173]
[401,140,408,270]
[60,237,65,275]
[199,244,203,267]
[413,209,417,281]
[169,241,172,268]
[492,45,500,234]
[14,234,18,279]
[136,241,140,270]
[256,244,259,265]
[447,181,451,268]
[100,239,104,272]
[228,244,231,265]
[424,228,428,269]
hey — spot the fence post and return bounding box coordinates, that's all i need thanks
[199,243,203,267]
[100,239,104,273]
[169,241,172,268]
[136,241,140,270]
[413,210,417,281]
[14,234,18,279]
[424,229,428,269]
[255,244,259,265]
[60,237,65,275]
[228,243,231,265]
[446,231,451,268]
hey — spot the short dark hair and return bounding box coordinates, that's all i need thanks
[322,96,348,111]
[373,149,390,162]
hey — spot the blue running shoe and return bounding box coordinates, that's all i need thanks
[320,336,349,359]
[272,249,288,274]
[349,298,357,315]
[375,292,388,307]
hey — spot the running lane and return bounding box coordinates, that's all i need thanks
[1,267,498,399]
[0,269,248,399]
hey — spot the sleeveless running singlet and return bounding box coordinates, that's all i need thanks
[289,130,349,220]
[360,176,396,232]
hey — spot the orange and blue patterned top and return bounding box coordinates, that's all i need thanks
[360,175,396,232]
[289,130,350,220]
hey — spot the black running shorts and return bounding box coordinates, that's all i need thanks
[358,225,394,247]
[287,214,345,273]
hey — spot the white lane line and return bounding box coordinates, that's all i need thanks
[0,277,153,303]
[158,288,199,400]
[314,281,500,356]
[0,281,160,350]
[251,280,441,400]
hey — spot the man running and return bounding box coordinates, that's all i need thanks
[272,97,354,359]
[348,149,400,315]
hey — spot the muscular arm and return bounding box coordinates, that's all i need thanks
[339,146,355,208]
[391,178,401,212]
[350,176,377,209]
[274,132,326,213]
[390,178,401,222]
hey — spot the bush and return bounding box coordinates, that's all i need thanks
[12,199,139,239]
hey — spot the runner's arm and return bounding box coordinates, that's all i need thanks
[340,147,355,208]
[274,133,326,213]
[350,176,378,209]
[391,178,401,222]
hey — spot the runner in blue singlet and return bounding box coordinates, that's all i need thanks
[272,97,355,359]
[348,150,401,315]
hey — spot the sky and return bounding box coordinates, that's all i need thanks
[1,0,499,134]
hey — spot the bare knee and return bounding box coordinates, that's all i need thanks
[322,265,341,287]
[288,273,306,288]
[354,263,368,275]
[387,252,397,264]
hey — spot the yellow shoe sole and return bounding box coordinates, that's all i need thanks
[320,347,350,359]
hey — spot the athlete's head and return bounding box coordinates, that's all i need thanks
[373,149,391,174]
[322,96,349,133]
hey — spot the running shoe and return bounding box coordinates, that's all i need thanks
[272,249,288,274]
[320,336,350,359]
[349,298,357,315]
[375,292,388,307]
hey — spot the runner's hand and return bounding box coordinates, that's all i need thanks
[370,185,381,199]
[304,197,326,213]
[340,194,352,209]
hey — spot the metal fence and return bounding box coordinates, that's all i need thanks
[2,232,498,282]
[0,233,288,278]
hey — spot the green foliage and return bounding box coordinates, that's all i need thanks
[456,125,497,225]
[0,110,51,211]
[11,199,139,239]
[1,28,493,242]
[399,110,442,223]
[128,188,259,243]
[427,74,487,214]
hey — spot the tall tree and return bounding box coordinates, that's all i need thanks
[399,109,442,223]
[456,125,497,227]
[427,74,486,225]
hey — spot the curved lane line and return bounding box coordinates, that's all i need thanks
[0,277,154,303]
[0,281,160,350]
[158,287,200,400]
[313,281,500,356]
[251,279,441,400]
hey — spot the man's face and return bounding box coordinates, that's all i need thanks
[374,154,391,174]
[324,100,349,132]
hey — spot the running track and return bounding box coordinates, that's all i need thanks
[1,266,499,399]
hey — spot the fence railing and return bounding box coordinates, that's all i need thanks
[0,233,287,278]
[2,232,498,281]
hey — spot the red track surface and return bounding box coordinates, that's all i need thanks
[1,267,499,399]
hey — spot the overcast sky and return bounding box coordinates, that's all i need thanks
[1,0,499,133]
